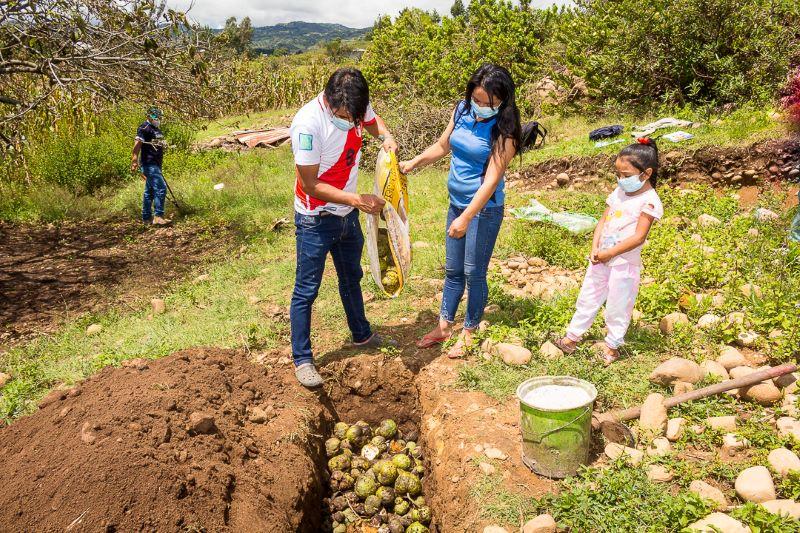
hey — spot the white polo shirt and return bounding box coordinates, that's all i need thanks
[290,93,377,216]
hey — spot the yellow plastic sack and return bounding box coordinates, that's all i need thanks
[365,149,411,297]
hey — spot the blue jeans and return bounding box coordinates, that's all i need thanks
[141,164,166,221]
[791,190,800,243]
[290,210,372,366]
[441,203,504,329]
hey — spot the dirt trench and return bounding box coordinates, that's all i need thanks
[0,344,558,532]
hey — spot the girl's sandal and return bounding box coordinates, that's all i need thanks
[417,333,450,349]
[554,337,577,355]
[602,346,621,366]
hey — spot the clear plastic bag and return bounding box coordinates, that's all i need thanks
[510,198,598,234]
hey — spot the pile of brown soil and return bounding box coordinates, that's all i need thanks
[0,348,329,532]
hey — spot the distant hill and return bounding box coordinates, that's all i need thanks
[244,22,370,55]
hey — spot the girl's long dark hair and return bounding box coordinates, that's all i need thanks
[459,64,522,156]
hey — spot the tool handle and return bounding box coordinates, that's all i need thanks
[608,363,798,423]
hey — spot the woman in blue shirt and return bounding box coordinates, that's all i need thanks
[400,64,527,358]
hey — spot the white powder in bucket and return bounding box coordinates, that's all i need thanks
[523,384,592,410]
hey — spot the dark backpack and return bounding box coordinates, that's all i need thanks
[520,121,547,153]
[589,125,624,141]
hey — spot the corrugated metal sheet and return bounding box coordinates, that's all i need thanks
[233,128,290,148]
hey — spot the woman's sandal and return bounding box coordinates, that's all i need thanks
[416,333,450,349]
[554,337,577,355]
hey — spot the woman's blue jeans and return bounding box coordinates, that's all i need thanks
[440,203,503,329]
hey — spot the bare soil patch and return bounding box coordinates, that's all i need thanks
[0,219,234,346]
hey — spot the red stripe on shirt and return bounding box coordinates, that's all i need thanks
[295,127,363,211]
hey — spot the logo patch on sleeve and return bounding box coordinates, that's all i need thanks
[299,133,313,151]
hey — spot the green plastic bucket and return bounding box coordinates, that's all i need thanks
[516,376,597,479]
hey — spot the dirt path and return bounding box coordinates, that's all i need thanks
[0,219,235,347]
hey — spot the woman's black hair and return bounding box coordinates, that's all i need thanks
[324,67,370,126]
[459,63,524,156]
[618,138,660,187]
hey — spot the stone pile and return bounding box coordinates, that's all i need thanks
[495,256,580,301]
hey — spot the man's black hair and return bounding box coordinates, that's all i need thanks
[324,67,370,126]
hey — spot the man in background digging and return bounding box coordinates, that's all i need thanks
[131,106,171,226]
[289,67,398,388]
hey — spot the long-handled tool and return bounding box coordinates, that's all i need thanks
[594,363,798,446]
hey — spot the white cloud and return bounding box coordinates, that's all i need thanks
[168,0,563,29]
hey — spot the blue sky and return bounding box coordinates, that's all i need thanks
[168,0,565,29]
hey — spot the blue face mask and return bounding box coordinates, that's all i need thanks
[471,98,500,119]
[618,173,646,193]
[331,114,354,131]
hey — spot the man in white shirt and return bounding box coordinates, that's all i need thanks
[289,67,398,387]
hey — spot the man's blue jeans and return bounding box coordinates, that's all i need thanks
[141,164,166,221]
[290,210,372,366]
[441,203,504,330]
[791,190,800,243]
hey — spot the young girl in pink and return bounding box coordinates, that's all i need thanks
[556,138,664,364]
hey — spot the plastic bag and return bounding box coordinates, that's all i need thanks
[365,149,412,297]
[510,198,598,234]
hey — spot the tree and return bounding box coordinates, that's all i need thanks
[450,0,466,18]
[218,16,253,56]
[0,0,212,145]
[323,38,348,62]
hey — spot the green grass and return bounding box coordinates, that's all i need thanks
[195,108,295,142]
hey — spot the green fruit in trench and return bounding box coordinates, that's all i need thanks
[328,454,350,472]
[412,496,426,507]
[406,522,430,533]
[338,473,354,490]
[412,464,425,478]
[325,437,341,457]
[342,508,359,524]
[382,268,400,291]
[361,443,381,461]
[351,456,371,471]
[377,419,398,439]
[392,453,411,471]
[377,461,398,485]
[344,424,363,445]
[394,498,410,515]
[376,486,395,506]
[333,523,347,533]
[395,471,422,496]
[415,506,432,525]
[388,518,405,533]
[355,475,378,499]
[334,422,349,440]
[364,494,382,516]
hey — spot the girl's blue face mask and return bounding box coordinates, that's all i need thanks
[618,172,646,193]
[471,98,500,119]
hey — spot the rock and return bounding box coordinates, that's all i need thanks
[760,500,800,519]
[781,394,799,417]
[700,360,729,381]
[697,214,722,227]
[754,208,779,222]
[706,416,737,431]
[483,527,509,533]
[485,304,501,314]
[767,447,800,477]
[412,241,431,249]
[689,480,727,511]
[697,314,721,329]
[729,366,756,379]
[777,417,800,440]
[647,464,674,483]
[631,308,642,323]
[735,466,776,503]
[539,341,563,360]
[649,357,703,385]
[494,343,532,366]
[673,381,695,395]
[725,312,745,326]
[80,421,97,445]
[739,381,782,406]
[478,320,490,332]
[690,233,704,243]
[151,298,166,315]
[639,393,668,436]
[688,513,749,533]
[666,418,686,441]
[659,313,690,335]
[556,173,570,187]
[646,437,672,457]
[484,447,508,461]
[736,331,759,347]
[193,274,210,283]
[0,372,10,387]
[768,328,784,339]
[188,412,217,435]
[717,346,747,370]
[721,433,749,457]
[604,443,644,465]
[86,323,102,336]
[711,293,726,308]
[747,227,760,237]
[522,514,557,533]
[121,358,149,370]
[249,406,273,424]
[478,462,496,475]
[739,283,763,299]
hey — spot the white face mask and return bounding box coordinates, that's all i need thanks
[331,115,354,131]
[149,118,161,128]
